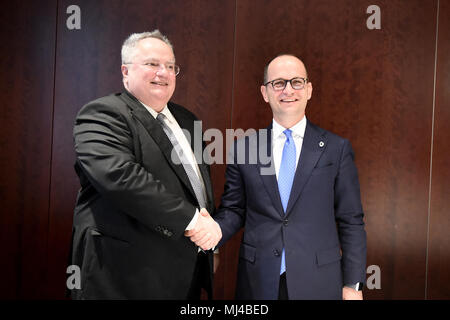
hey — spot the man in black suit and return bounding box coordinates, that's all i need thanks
[68,30,221,299]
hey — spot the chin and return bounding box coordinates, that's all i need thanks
[152,87,174,97]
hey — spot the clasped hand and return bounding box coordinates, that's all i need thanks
[184,208,222,250]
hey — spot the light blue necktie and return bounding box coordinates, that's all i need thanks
[277,129,296,275]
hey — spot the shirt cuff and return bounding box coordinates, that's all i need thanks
[185,208,199,231]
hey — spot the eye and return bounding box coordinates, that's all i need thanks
[272,79,286,89]
[166,64,175,70]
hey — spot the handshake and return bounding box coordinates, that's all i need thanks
[184,208,222,251]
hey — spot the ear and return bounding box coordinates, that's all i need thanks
[260,85,269,103]
[121,64,129,78]
[306,82,313,100]
[121,65,129,88]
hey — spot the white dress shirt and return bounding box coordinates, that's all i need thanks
[272,116,307,179]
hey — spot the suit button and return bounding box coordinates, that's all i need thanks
[273,249,280,256]
[283,219,288,226]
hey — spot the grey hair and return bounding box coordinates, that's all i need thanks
[121,30,173,64]
[263,54,308,84]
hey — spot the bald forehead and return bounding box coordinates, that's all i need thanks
[263,55,308,83]
[267,55,307,78]
[138,37,173,52]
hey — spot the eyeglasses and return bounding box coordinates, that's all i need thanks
[126,61,180,76]
[264,77,308,91]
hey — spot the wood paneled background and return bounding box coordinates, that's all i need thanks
[0,0,448,299]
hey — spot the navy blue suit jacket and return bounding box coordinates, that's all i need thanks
[215,120,367,299]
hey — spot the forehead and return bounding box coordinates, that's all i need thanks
[267,56,306,79]
[135,37,175,61]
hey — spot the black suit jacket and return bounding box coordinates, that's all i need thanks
[69,91,215,299]
[215,121,366,299]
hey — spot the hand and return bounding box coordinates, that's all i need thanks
[184,208,222,250]
[342,287,363,300]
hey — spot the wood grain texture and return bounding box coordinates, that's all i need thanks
[230,0,437,299]
[1,0,448,300]
[427,0,450,300]
[45,0,235,298]
[0,0,56,298]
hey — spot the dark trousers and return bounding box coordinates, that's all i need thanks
[186,251,211,300]
[278,272,289,300]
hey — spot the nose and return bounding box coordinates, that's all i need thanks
[282,81,295,94]
[155,64,170,77]
[155,67,168,77]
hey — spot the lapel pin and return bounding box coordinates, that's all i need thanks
[319,141,325,148]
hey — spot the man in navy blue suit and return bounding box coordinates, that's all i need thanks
[196,54,367,300]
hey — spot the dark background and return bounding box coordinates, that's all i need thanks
[0,0,448,299]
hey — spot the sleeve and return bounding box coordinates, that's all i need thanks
[73,100,196,238]
[214,141,247,246]
[334,139,367,284]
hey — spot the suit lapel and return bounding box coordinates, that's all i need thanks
[119,92,197,202]
[285,120,328,216]
[257,124,285,216]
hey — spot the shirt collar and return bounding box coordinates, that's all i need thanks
[139,101,174,124]
[272,116,307,139]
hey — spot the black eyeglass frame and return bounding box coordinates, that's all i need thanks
[263,77,309,91]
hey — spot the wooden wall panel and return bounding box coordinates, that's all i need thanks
[45,0,235,298]
[427,0,450,300]
[227,0,437,299]
[0,0,57,298]
[1,0,448,300]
